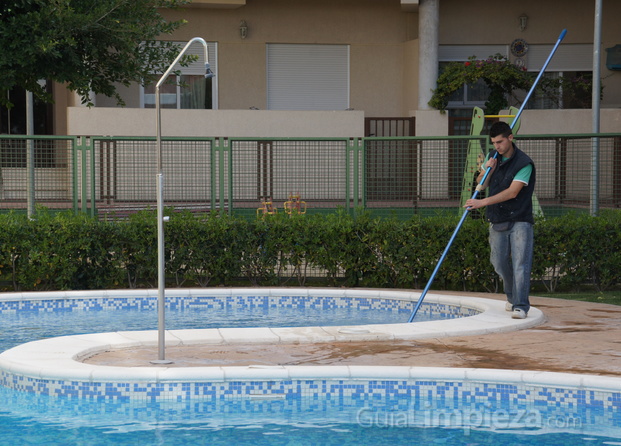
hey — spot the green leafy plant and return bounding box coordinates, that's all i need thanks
[429,54,532,115]
[0,208,619,293]
[429,55,599,114]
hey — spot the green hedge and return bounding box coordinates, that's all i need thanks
[0,209,619,292]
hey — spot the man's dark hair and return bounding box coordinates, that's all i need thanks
[489,121,513,138]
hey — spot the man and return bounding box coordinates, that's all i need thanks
[465,121,535,319]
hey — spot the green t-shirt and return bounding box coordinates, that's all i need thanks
[482,153,532,185]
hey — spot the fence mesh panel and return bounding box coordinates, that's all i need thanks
[93,138,215,218]
[230,139,351,216]
[1,134,619,219]
[0,137,74,211]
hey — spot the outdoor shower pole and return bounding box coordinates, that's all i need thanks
[26,91,35,218]
[152,37,212,364]
[407,29,567,323]
[591,0,602,216]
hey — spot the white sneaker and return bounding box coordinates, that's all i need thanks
[505,302,513,311]
[511,308,527,319]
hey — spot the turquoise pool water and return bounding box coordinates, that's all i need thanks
[2,384,621,445]
[0,291,620,445]
[0,296,455,352]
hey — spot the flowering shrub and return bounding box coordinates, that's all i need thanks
[429,54,599,114]
[429,54,532,114]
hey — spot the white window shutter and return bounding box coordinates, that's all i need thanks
[439,45,508,61]
[267,44,349,110]
[527,44,593,71]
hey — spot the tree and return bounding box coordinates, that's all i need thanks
[0,0,190,107]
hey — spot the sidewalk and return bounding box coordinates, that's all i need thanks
[85,293,621,377]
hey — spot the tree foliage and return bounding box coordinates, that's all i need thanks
[0,0,189,106]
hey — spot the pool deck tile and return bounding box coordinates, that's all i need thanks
[217,327,282,344]
[167,328,225,345]
[269,326,336,343]
[80,291,621,378]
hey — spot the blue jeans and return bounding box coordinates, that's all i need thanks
[489,221,534,313]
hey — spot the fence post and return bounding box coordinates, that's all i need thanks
[89,137,96,217]
[226,138,233,216]
[219,137,227,214]
[349,137,364,215]
[74,136,90,215]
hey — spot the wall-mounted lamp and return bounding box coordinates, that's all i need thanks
[240,20,248,39]
[519,14,528,32]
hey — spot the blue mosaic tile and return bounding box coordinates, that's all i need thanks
[0,294,480,320]
[3,373,608,409]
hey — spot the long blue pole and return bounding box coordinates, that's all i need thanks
[408,29,567,323]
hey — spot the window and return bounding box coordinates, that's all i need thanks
[0,82,60,168]
[142,41,217,109]
[516,44,594,110]
[439,62,492,111]
[143,75,213,109]
[525,71,593,110]
[1,82,52,135]
[267,44,349,110]
[439,45,506,114]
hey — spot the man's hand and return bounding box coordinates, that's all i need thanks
[485,157,498,170]
[464,198,485,210]
[476,157,498,191]
[467,181,525,210]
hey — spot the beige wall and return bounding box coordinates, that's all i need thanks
[66,106,621,138]
[97,84,142,108]
[518,109,621,135]
[163,0,621,113]
[161,0,417,116]
[52,83,69,135]
[403,39,419,115]
[55,0,621,137]
[218,42,266,109]
[66,108,365,137]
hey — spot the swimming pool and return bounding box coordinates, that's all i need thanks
[1,288,619,444]
[0,288,473,354]
[0,288,543,400]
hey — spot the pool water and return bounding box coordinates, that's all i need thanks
[0,302,447,352]
[2,385,620,446]
[1,293,620,445]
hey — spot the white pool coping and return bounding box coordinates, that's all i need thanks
[0,288,554,387]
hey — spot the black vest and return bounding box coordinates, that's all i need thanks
[486,145,536,224]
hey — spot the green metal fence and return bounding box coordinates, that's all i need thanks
[229,138,362,217]
[0,135,78,215]
[1,133,619,219]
